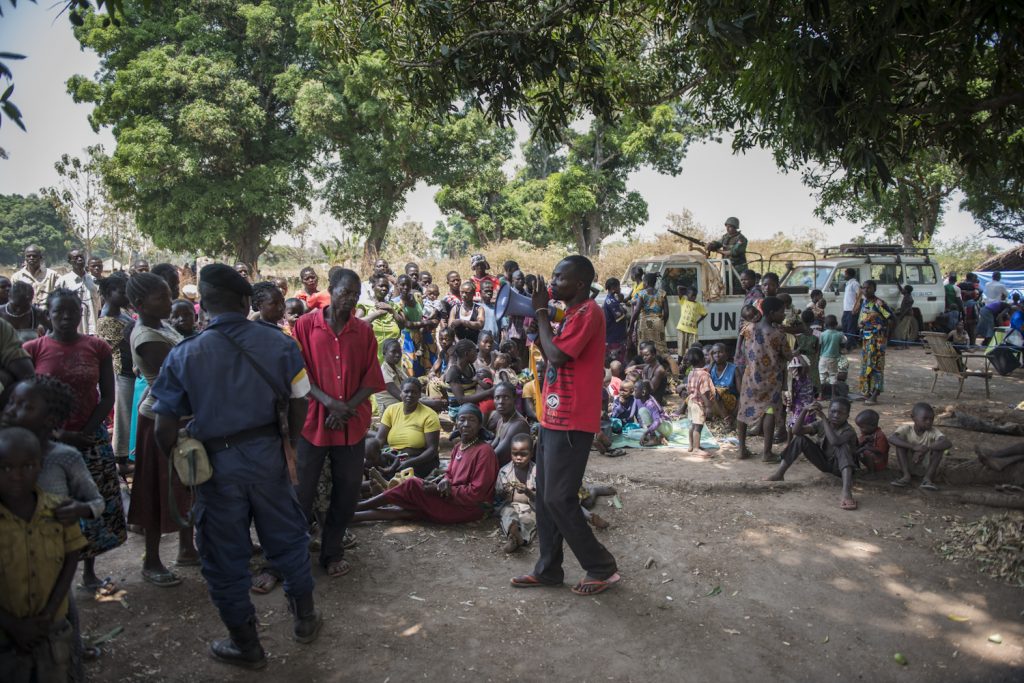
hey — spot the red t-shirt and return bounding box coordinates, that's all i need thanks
[859,430,890,472]
[472,275,501,302]
[24,335,112,432]
[305,291,331,310]
[540,298,606,433]
[293,308,386,446]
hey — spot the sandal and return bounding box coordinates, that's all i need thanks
[571,572,621,596]
[510,574,561,588]
[919,480,939,491]
[141,568,182,587]
[890,477,911,488]
[343,530,357,549]
[250,569,280,595]
[326,559,351,578]
[840,498,858,511]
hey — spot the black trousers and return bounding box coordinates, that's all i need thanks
[780,434,855,476]
[533,428,617,583]
[296,437,365,568]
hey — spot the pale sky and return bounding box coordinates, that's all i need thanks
[0,3,1005,250]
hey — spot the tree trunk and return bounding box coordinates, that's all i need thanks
[235,217,264,275]
[898,183,916,247]
[574,212,603,256]
[364,214,390,264]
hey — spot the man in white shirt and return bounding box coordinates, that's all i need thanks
[841,268,861,344]
[55,248,99,335]
[11,244,60,310]
[984,271,1009,303]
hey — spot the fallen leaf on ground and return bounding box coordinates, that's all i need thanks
[723,629,741,635]
[946,614,969,622]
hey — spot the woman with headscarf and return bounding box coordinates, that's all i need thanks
[352,404,498,524]
[857,280,893,405]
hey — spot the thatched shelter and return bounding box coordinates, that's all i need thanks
[978,245,1024,272]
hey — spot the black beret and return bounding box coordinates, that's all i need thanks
[200,263,253,297]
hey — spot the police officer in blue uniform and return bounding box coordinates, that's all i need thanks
[151,264,319,670]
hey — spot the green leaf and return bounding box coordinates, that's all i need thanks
[705,585,722,597]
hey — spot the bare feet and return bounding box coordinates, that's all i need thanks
[840,498,858,510]
[737,448,755,460]
[763,472,784,482]
[589,512,611,530]
[975,446,1005,471]
[503,524,524,553]
[694,449,713,459]
[761,452,780,464]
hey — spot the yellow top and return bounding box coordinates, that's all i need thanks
[381,402,441,451]
[0,488,87,621]
[676,299,708,334]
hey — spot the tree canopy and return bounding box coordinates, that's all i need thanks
[68,0,316,269]
[0,194,74,265]
[324,0,1024,216]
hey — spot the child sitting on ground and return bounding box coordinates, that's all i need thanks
[610,379,639,425]
[683,348,716,457]
[854,409,890,473]
[764,399,860,510]
[0,427,88,682]
[495,433,537,553]
[635,379,672,446]
[889,402,952,491]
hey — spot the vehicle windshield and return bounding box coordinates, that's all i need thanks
[781,265,831,290]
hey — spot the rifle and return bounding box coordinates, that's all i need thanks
[667,229,709,251]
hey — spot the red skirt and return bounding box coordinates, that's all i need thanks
[382,478,485,525]
[127,414,191,533]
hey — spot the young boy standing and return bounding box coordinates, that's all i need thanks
[889,402,952,491]
[675,286,707,352]
[683,348,716,456]
[0,427,87,682]
[495,433,537,553]
[818,315,846,386]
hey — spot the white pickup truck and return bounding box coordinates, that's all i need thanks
[618,244,945,349]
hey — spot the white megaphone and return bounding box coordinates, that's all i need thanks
[495,283,565,324]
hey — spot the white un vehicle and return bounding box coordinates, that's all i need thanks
[618,243,945,351]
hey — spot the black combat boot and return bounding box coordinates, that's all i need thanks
[210,617,266,670]
[287,593,322,644]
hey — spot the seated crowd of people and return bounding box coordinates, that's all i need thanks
[0,244,1021,680]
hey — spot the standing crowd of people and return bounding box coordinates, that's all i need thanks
[0,232,1020,680]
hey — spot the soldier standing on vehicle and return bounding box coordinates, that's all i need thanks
[151,264,320,670]
[707,217,748,291]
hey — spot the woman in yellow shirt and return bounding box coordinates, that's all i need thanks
[365,378,442,478]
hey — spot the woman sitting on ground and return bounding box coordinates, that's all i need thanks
[634,341,669,404]
[365,378,442,479]
[353,404,498,524]
[708,343,738,420]
[444,339,495,414]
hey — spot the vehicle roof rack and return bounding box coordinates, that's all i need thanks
[821,243,931,259]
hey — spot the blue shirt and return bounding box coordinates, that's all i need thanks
[603,296,628,344]
[151,313,309,482]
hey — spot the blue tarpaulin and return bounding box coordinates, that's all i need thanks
[975,271,1024,299]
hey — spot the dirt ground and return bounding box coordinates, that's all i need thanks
[77,347,1024,682]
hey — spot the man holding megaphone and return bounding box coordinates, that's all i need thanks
[508,255,620,597]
